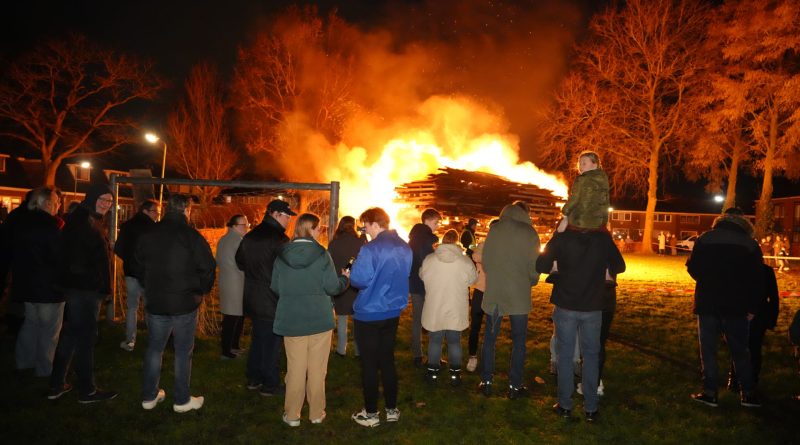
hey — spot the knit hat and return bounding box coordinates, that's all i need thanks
[81,184,113,214]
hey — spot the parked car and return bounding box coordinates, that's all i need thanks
[676,235,698,252]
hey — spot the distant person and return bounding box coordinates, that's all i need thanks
[419,229,477,386]
[271,213,349,426]
[760,235,773,266]
[670,233,677,256]
[479,202,540,399]
[466,241,487,373]
[49,185,117,403]
[773,236,784,271]
[460,218,478,258]
[537,228,625,422]
[236,199,295,395]
[407,208,441,367]
[687,207,763,408]
[12,187,63,377]
[327,216,367,358]
[349,207,412,427]
[658,231,666,255]
[217,214,248,359]
[113,199,158,352]
[136,194,216,412]
[727,263,779,391]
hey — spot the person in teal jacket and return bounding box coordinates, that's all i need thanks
[348,207,412,427]
[271,213,349,427]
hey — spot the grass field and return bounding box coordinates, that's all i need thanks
[1,253,798,444]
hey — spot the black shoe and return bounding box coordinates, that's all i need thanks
[246,381,263,390]
[478,380,492,397]
[449,369,462,387]
[413,357,424,368]
[334,351,346,358]
[425,367,440,385]
[585,410,599,423]
[260,385,285,397]
[740,393,761,408]
[78,389,118,404]
[553,403,572,419]
[690,392,718,407]
[47,383,73,400]
[507,385,528,400]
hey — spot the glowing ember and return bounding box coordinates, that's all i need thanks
[322,96,568,236]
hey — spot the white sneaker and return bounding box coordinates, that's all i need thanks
[386,407,400,422]
[282,412,301,427]
[598,380,604,396]
[576,382,583,395]
[142,389,165,410]
[352,409,380,427]
[466,356,478,372]
[311,411,326,424]
[120,341,135,352]
[173,396,204,413]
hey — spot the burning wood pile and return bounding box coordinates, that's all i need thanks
[395,167,565,230]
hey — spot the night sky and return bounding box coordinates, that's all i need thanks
[1,0,795,212]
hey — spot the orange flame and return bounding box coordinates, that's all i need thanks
[322,96,568,236]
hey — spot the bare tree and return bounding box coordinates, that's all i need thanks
[167,63,241,205]
[540,0,707,253]
[231,6,356,163]
[0,34,162,185]
[707,0,800,237]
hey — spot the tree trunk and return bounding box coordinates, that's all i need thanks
[754,109,777,238]
[640,144,660,254]
[724,137,742,210]
[43,160,58,187]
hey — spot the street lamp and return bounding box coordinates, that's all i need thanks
[144,132,167,214]
[713,195,724,203]
[74,161,91,201]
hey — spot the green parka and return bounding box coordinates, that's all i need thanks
[561,168,610,229]
[271,238,348,337]
[481,204,541,316]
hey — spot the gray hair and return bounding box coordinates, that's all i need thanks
[27,186,59,212]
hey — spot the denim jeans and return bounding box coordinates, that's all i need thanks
[336,315,359,356]
[553,306,602,412]
[480,307,528,388]
[124,277,145,344]
[427,330,462,369]
[49,290,102,396]
[549,328,580,364]
[410,293,425,359]
[467,289,484,356]
[246,317,283,388]
[16,302,65,376]
[698,314,754,394]
[142,310,198,405]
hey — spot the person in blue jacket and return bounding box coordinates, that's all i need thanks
[349,207,412,428]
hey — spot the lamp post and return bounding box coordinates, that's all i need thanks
[73,161,91,203]
[145,132,167,215]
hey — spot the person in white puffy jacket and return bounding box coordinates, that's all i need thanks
[419,229,477,386]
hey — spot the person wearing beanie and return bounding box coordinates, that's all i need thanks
[687,207,764,409]
[49,183,118,403]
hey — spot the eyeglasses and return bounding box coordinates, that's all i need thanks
[235,223,251,227]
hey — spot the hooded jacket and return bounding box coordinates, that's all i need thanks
[561,168,610,229]
[419,243,477,331]
[136,212,216,315]
[350,229,412,322]
[327,231,367,315]
[236,215,289,320]
[271,238,348,337]
[408,223,439,294]
[536,230,626,311]
[686,214,763,316]
[481,204,540,316]
[57,186,113,295]
[113,210,156,279]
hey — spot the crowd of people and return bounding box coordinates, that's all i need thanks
[1,149,799,427]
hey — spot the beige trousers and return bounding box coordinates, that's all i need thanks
[283,330,332,421]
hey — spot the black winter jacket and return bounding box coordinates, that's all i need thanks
[408,223,438,295]
[686,217,763,316]
[113,211,155,279]
[57,205,112,295]
[236,215,289,320]
[136,212,216,315]
[536,230,625,312]
[753,263,779,330]
[328,231,366,315]
[11,209,63,303]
